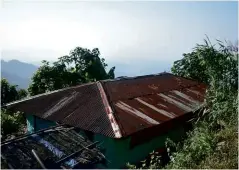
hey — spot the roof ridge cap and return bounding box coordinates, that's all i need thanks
[96,82,122,138]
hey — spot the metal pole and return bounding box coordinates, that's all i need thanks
[31,149,47,169]
[56,141,99,164]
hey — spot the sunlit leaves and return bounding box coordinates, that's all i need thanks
[28,47,115,96]
[128,37,238,169]
[1,79,28,106]
[171,38,238,92]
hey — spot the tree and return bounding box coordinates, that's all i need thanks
[164,39,238,169]
[17,89,28,99]
[127,38,238,169]
[1,79,28,139]
[1,109,25,139]
[1,79,28,106]
[171,38,238,92]
[28,47,115,96]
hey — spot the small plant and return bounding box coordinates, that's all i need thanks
[127,151,162,169]
[1,109,26,139]
[165,38,238,169]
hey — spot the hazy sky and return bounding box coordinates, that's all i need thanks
[1,1,238,67]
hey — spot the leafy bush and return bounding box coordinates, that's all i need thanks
[1,79,28,139]
[199,125,238,169]
[127,151,163,169]
[171,37,238,90]
[165,39,238,169]
[28,47,115,96]
[1,78,28,106]
[127,38,238,169]
[1,109,26,139]
[165,119,237,169]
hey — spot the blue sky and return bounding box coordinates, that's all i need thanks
[1,1,238,76]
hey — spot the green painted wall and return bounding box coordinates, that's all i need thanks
[89,126,185,168]
[26,114,56,133]
[26,114,35,133]
[116,127,185,168]
[26,115,186,168]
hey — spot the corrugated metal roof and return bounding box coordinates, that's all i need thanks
[102,73,206,137]
[6,83,116,138]
[5,72,207,138]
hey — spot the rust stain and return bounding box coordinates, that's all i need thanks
[6,72,207,138]
[148,84,158,90]
[135,98,176,118]
[104,73,207,136]
[115,101,160,125]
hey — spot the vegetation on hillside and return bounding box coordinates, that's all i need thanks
[1,47,115,139]
[1,78,28,106]
[165,39,238,169]
[128,38,238,169]
[1,39,238,168]
[1,79,28,139]
[28,47,115,96]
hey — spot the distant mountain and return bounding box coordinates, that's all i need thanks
[1,71,30,89]
[1,60,38,89]
[1,59,38,78]
[107,59,173,77]
[0,58,173,89]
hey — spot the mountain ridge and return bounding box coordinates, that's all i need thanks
[1,59,39,89]
[1,59,172,89]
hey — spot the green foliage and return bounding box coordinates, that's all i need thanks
[171,38,238,91]
[1,78,28,106]
[1,79,18,105]
[1,79,28,139]
[165,117,237,169]
[128,38,238,169]
[165,122,216,169]
[199,126,238,169]
[17,88,28,99]
[126,163,136,169]
[165,38,238,169]
[127,151,162,169]
[28,47,115,96]
[146,151,162,169]
[1,109,26,139]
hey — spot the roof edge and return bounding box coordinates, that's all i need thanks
[4,82,96,108]
[96,82,122,138]
[101,72,171,83]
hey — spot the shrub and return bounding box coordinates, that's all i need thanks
[127,38,238,169]
[1,109,26,139]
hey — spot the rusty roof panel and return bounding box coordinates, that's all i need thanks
[6,72,207,138]
[103,73,207,137]
[126,98,171,122]
[103,73,200,102]
[113,105,153,133]
[6,83,116,138]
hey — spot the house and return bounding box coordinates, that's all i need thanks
[5,72,207,168]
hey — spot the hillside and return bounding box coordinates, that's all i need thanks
[1,60,38,89]
[1,59,172,89]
